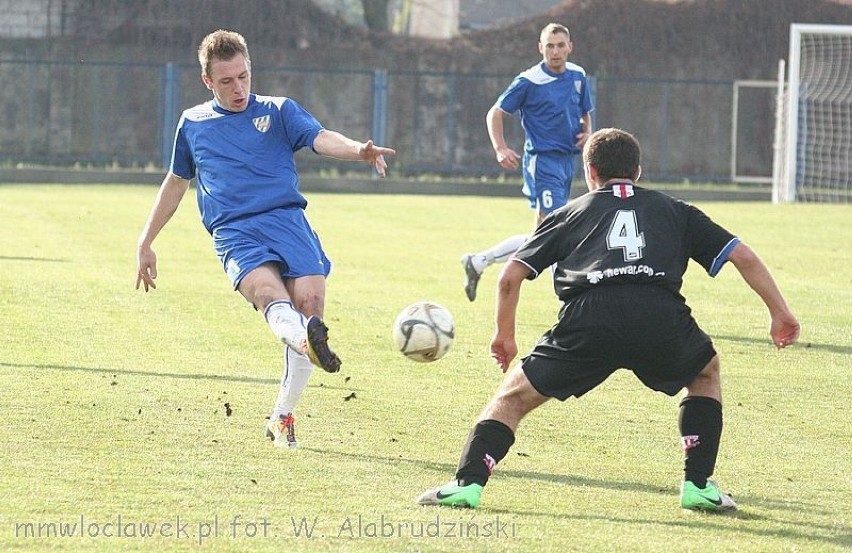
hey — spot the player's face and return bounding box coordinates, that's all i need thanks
[203,54,252,112]
[538,31,573,73]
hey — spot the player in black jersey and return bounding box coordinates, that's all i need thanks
[418,128,800,512]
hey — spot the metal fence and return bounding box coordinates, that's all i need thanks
[0,59,776,183]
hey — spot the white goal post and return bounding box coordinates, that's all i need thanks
[773,23,852,203]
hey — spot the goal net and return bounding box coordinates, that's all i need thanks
[773,24,852,203]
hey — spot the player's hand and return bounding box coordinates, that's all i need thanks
[495,146,520,170]
[575,131,591,148]
[359,140,396,177]
[136,245,158,292]
[490,334,518,373]
[770,310,800,349]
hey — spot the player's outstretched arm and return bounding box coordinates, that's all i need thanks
[135,172,191,292]
[727,242,800,348]
[491,260,530,372]
[313,130,396,177]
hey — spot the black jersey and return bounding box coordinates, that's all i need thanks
[513,182,739,302]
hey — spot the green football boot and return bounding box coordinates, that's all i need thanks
[680,480,738,512]
[417,480,483,509]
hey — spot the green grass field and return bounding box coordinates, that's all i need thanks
[0,184,849,552]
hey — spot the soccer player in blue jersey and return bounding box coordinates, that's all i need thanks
[135,30,395,448]
[462,23,594,301]
[419,128,800,512]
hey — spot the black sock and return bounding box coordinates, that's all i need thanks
[679,396,723,489]
[454,419,515,487]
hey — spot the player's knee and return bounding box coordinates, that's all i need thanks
[294,292,324,318]
[487,372,546,421]
[699,355,721,380]
[244,289,273,312]
[686,355,722,397]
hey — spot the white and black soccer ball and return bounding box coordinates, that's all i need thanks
[392,301,455,362]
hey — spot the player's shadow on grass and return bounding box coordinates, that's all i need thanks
[486,506,848,549]
[0,361,360,392]
[306,447,842,541]
[302,447,670,497]
[715,334,851,355]
[0,255,69,262]
[498,469,833,514]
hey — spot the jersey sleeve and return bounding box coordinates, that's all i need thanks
[512,213,572,279]
[169,116,195,180]
[496,75,530,115]
[684,203,739,276]
[277,98,323,152]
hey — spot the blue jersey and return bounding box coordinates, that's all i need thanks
[170,93,323,233]
[496,62,594,155]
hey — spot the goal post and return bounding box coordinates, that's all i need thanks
[774,23,852,203]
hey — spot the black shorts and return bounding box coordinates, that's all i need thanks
[521,285,716,400]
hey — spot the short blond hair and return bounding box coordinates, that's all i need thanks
[540,23,571,43]
[198,30,250,77]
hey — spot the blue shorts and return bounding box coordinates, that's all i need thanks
[211,207,332,289]
[521,151,578,214]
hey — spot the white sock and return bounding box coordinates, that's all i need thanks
[271,346,314,420]
[264,300,307,353]
[478,234,528,268]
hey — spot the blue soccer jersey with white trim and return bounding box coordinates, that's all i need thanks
[170,93,323,232]
[497,62,594,155]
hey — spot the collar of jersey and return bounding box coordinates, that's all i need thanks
[539,62,566,79]
[601,180,638,190]
[211,93,256,115]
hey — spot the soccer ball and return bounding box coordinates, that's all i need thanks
[392,301,455,362]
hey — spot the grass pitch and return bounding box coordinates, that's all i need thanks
[0,184,849,552]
